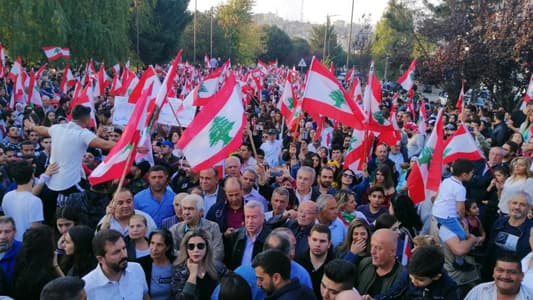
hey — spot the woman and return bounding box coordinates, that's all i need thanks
[126,214,150,260]
[338,168,370,204]
[518,110,533,142]
[499,157,533,214]
[172,229,227,299]
[55,206,81,256]
[13,225,60,300]
[389,194,423,237]
[336,189,368,225]
[138,229,176,300]
[335,219,371,265]
[43,111,57,127]
[61,225,97,277]
[218,272,253,300]
[363,164,396,207]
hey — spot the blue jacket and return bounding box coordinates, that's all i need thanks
[377,270,459,300]
[0,240,21,288]
[206,200,229,233]
[265,279,316,300]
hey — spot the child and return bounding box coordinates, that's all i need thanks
[412,234,439,252]
[432,159,475,271]
[483,166,509,231]
[464,200,485,245]
[356,186,388,225]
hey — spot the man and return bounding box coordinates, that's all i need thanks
[466,255,533,299]
[0,216,21,291]
[224,200,271,270]
[207,177,245,235]
[199,167,224,212]
[19,140,46,176]
[83,229,149,300]
[1,160,44,241]
[154,140,179,173]
[98,188,157,236]
[241,168,268,211]
[465,146,506,204]
[40,276,87,300]
[134,165,176,227]
[367,144,398,182]
[296,224,335,299]
[356,187,389,224]
[265,187,290,222]
[321,259,361,300]
[161,192,187,229]
[240,143,257,173]
[388,141,408,175]
[288,200,319,258]
[3,126,20,151]
[357,229,408,298]
[491,111,510,147]
[317,194,346,249]
[315,167,337,195]
[483,191,533,281]
[260,128,282,167]
[295,166,320,204]
[253,249,316,299]
[169,194,224,262]
[330,146,344,165]
[26,105,115,222]
[404,122,424,159]
[502,140,518,164]
[126,160,150,195]
[170,158,199,194]
[225,156,242,177]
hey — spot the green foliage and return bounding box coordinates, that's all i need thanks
[260,25,292,65]
[309,22,344,67]
[287,37,311,66]
[181,11,228,63]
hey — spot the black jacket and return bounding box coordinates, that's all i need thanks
[224,226,271,270]
[265,279,317,300]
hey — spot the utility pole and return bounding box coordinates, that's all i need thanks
[210,6,213,58]
[346,0,355,68]
[135,0,140,60]
[193,0,197,64]
[384,54,390,81]
[323,15,329,60]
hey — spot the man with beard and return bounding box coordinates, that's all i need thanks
[134,165,176,227]
[154,140,180,173]
[482,191,533,281]
[0,216,21,292]
[253,249,316,300]
[502,141,518,165]
[466,255,533,299]
[83,229,148,299]
[314,167,336,195]
[295,224,334,299]
[126,160,150,195]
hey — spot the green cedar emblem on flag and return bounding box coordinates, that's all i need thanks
[287,97,294,110]
[329,90,345,108]
[209,116,234,147]
[372,111,386,125]
[418,146,433,164]
[199,84,208,93]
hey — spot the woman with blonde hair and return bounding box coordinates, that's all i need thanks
[335,218,371,266]
[499,156,533,214]
[125,214,150,260]
[171,229,227,299]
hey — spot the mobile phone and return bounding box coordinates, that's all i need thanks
[106,126,114,133]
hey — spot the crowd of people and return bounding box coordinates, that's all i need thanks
[0,61,531,300]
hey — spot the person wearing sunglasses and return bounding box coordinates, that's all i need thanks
[171,229,227,299]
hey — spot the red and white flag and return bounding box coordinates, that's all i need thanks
[363,61,394,135]
[0,43,5,78]
[109,72,122,96]
[59,64,76,94]
[348,76,363,103]
[34,63,47,80]
[443,123,484,164]
[344,129,374,172]
[9,71,25,109]
[118,69,139,97]
[42,46,70,61]
[178,73,245,172]
[193,65,226,106]
[69,80,97,128]
[396,58,416,91]
[7,57,22,82]
[128,66,160,104]
[301,57,365,130]
[278,75,297,121]
[89,86,152,185]
[417,99,427,135]
[204,54,212,69]
[456,80,464,114]
[257,60,269,75]
[524,74,533,103]
[93,64,111,97]
[26,70,43,106]
[112,63,121,74]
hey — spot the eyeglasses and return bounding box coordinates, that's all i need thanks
[342,173,354,178]
[187,242,206,251]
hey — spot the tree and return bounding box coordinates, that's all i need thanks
[287,37,311,66]
[309,21,344,66]
[259,25,292,65]
[181,11,228,63]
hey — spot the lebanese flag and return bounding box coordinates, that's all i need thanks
[118,69,139,97]
[81,60,96,85]
[93,64,111,97]
[9,71,25,109]
[34,63,47,80]
[89,86,151,185]
[69,80,97,128]
[301,57,365,130]
[524,74,533,103]
[42,46,70,61]
[443,123,484,164]
[193,66,225,106]
[7,57,22,82]
[112,63,121,74]
[204,54,212,68]
[417,99,427,135]
[178,73,245,172]
[348,76,363,103]
[128,66,160,104]
[346,67,355,87]
[257,60,269,75]
[397,58,416,91]
[344,129,374,172]
[278,75,298,121]
[0,43,5,78]
[400,237,411,266]
[287,101,303,131]
[59,64,76,94]
[456,80,464,114]
[378,104,401,146]
[363,61,393,133]
[109,72,122,96]
[407,108,445,203]
[26,70,43,106]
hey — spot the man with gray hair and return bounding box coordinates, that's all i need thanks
[317,194,347,249]
[241,168,268,211]
[224,200,272,270]
[482,191,533,281]
[295,166,320,204]
[169,194,224,262]
[224,156,242,177]
[0,216,21,291]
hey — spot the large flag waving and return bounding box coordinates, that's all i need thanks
[178,73,245,172]
[301,57,365,129]
[42,46,70,61]
[278,75,297,121]
[443,124,484,164]
[89,86,151,185]
[344,129,374,172]
[363,61,395,136]
[396,58,416,91]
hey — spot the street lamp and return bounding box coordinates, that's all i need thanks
[323,14,339,61]
[346,0,355,68]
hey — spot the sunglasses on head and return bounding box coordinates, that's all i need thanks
[343,173,354,178]
[187,242,206,251]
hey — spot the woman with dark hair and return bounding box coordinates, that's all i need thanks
[137,229,175,300]
[13,225,60,300]
[338,168,370,204]
[363,164,396,207]
[218,272,252,300]
[389,194,423,237]
[55,206,81,256]
[171,229,227,299]
[42,111,57,127]
[335,218,371,266]
[60,225,97,277]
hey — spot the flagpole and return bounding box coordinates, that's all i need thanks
[166,101,184,136]
[247,128,259,159]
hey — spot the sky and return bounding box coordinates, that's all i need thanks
[187,0,389,24]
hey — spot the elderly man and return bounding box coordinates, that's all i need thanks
[224,156,242,177]
[265,187,290,222]
[199,167,224,212]
[483,191,533,281]
[466,255,533,299]
[169,194,224,262]
[134,165,176,227]
[357,229,408,298]
[295,166,320,204]
[224,200,271,270]
[367,144,398,183]
[0,216,22,290]
[98,188,157,236]
[317,194,346,249]
[241,168,268,211]
[465,146,505,202]
[288,200,319,258]
[207,177,245,235]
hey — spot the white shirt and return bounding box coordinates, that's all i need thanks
[260,140,282,167]
[465,281,533,300]
[2,190,43,241]
[83,262,148,300]
[97,209,157,238]
[47,122,96,190]
[432,177,466,219]
[522,253,533,290]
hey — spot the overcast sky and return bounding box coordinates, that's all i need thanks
[187,0,389,24]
